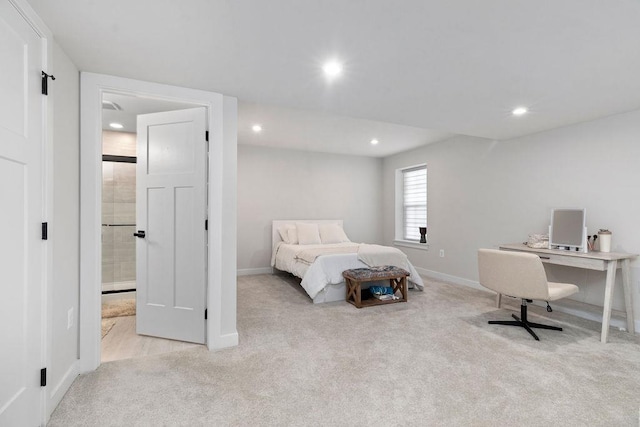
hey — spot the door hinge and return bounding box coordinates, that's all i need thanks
[205,130,209,142]
[205,219,208,231]
[204,309,208,320]
[41,71,55,95]
[41,222,48,240]
[40,368,47,387]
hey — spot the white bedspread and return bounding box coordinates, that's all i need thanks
[272,242,424,299]
[296,244,360,264]
[358,243,410,271]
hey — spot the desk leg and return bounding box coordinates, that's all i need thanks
[601,260,618,343]
[621,259,635,335]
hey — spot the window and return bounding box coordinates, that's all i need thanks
[399,165,427,241]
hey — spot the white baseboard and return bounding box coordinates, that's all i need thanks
[415,267,639,333]
[237,267,273,276]
[415,267,485,292]
[47,360,79,419]
[208,331,239,350]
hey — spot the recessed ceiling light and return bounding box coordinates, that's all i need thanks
[252,124,262,133]
[370,139,379,145]
[512,107,528,116]
[109,122,124,129]
[322,61,342,78]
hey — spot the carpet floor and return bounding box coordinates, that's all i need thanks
[49,274,640,426]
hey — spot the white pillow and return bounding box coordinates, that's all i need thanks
[278,225,292,244]
[287,227,299,244]
[296,222,321,245]
[319,223,350,243]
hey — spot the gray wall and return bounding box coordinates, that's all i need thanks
[49,41,80,411]
[237,145,383,271]
[383,109,640,318]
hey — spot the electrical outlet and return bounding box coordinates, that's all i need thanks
[439,249,445,258]
[67,307,73,330]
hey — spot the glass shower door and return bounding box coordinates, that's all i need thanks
[102,159,137,293]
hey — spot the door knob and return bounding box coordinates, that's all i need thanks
[133,230,146,238]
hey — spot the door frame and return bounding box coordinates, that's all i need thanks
[80,73,238,373]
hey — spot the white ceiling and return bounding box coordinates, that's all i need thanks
[238,102,453,157]
[102,95,453,157]
[30,0,640,150]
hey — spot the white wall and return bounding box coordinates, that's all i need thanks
[219,96,238,339]
[48,41,80,415]
[383,109,640,324]
[237,145,383,272]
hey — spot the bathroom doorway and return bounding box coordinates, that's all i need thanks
[99,92,202,362]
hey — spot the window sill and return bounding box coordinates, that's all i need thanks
[393,240,429,251]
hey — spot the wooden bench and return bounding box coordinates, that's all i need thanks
[342,266,409,308]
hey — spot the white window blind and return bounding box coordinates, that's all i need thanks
[402,166,427,241]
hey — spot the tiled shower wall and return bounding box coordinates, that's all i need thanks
[102,131,137,291]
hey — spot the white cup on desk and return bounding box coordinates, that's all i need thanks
[598,229,612,252]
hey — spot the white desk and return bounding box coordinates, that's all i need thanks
[499,243,637,343]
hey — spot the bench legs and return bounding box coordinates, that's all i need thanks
[345,276,408,308]
[390,276,408,302]
[345,277,364,308]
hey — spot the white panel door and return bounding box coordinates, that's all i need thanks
[136,108,207,343]
[0,1,44,425]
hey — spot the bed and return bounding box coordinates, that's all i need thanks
[270,220,424,303]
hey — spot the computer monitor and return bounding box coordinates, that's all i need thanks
[549,208,587,252]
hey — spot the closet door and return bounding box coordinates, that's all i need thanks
[0,1,45,425]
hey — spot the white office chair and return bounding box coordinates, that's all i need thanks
[477,248,579,341]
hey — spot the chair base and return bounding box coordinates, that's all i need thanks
[489,301,562,341]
